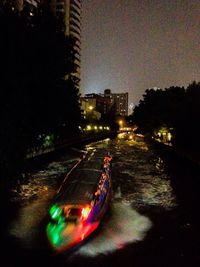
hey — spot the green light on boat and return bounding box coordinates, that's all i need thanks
[49,204,62,220]
[47,222,65,246]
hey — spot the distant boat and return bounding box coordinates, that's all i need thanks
[46,151,112,252]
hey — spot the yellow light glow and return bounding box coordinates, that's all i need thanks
[88,106,93,111]
[81,206,91,220]
[119,120,123,126]
[167,132,172,141]
[118,133,125,139]
[86,125,92,130]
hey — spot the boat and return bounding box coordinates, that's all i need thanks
[46,151,112,252]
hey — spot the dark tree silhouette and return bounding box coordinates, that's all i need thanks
[132,81,200,158]
[0,5,81,179]
[133,86,186,135]
[174,81,200,151]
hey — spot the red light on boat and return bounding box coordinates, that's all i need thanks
[81,206,91,221]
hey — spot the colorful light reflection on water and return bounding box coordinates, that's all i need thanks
[9,137,177,257]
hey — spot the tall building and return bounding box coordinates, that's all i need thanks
[82,93,112,116]
[112,92,129,116]
[14,0,40,11]
[81,89,129,119]
[1,0,39,11]
[104,89,129,116]
[50,0,81,83]
[80,95,101,121]
[12,0,81,85]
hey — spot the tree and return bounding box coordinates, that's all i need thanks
[0,4,81,177]
[132,86,186,136]
[173,81,200,151]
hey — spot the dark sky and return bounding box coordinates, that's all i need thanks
[80,0,200,110]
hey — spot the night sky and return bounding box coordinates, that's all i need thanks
[81,0,200,110]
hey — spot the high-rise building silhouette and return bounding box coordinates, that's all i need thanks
[11,0,81,87]
[50,0,81,84]
[81,89,129,118]
[14,0,40,11]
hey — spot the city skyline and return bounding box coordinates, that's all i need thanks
[80,0,200,108]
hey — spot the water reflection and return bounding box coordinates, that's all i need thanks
[111,139,176,210]
[10,197,51,249]
[9,137,177,259]
[11,157,81,203]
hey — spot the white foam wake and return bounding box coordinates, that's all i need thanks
[74,201,152,257]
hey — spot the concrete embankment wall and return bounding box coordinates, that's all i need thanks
[26,131,117,160]
[150,139,200,169]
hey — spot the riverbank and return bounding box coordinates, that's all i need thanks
[150,138,200,169]
[21,131,118,173]
[2,131,200,267]
[26,131,117,159]
[0,131,117,239]
[0,131,117,197]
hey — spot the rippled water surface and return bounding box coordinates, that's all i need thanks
[5,135,187,266]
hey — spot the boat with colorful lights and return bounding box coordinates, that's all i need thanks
[46,151,112,252]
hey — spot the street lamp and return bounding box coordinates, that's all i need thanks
[119,120,123,130]
[88,105,94,111]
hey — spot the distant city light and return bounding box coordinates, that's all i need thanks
[88,106,94,111]
[119,120,123,126]
[86,125,92,130]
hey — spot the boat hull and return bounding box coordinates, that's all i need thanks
[46,152,112,252]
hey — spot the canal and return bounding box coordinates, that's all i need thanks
[1,134,200,266]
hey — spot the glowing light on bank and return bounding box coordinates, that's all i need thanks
[88,105,94,111]
[86,125,92,131]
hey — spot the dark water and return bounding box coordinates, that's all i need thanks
[2,135,200,266]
